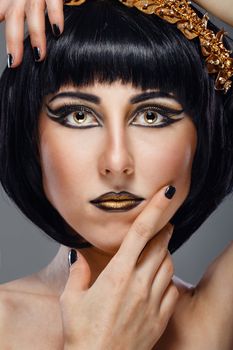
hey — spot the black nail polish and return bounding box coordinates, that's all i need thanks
[7,53,13,68]
[68,249,77,266]
[33,47,41,61]
[165,185,176,199]
[52,24,61,37]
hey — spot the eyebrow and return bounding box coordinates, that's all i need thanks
[48,91,177,105]
[49,92,100,104]
[130,91,175,104]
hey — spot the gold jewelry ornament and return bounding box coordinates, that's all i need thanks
[64,0,233,93]
[64,0,86,5]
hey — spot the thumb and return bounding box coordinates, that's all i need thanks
[65,249,92,293]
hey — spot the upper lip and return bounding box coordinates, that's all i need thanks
[90,191,145,203]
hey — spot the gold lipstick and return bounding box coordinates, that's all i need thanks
[93,200,143,211]
[90,191,144,211]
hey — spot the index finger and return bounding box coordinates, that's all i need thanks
[115,185,177,268]
[5,7,25,67]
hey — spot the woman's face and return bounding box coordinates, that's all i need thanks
[38,81,197,254]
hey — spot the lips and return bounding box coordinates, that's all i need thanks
[90,191,144,211]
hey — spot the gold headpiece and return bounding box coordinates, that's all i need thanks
[64,0,233,93]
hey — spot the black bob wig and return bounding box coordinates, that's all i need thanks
[0,0,233,254]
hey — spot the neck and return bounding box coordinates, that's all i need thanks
[36,244,114,297]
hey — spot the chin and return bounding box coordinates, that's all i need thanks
[72,221,131,252]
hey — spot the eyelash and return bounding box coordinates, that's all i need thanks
[45,103,184,129]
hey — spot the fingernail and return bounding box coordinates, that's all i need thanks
[68,249,78,267]
[165,185,176,199]
[7,53,14,68]
[52,24,61,37]
[33,47,41,61]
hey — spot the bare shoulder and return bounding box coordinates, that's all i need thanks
[0,275,43,320]
[0,277,63,349]
[193,240,233,348]
[156,242,233,350]
[0,273,61,315]
[0,275,60,323]
[196,240,233,302]
[0,279,40,346]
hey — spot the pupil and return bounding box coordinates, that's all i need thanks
[145,111,157,123]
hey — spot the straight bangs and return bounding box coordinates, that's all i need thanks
[39,0,211,120]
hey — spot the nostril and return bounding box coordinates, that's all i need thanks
[124,168,133,175]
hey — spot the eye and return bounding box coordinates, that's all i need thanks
[67,110,98,127]
[131,106,183,128]
[45,104,100,129]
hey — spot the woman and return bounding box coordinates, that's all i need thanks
[0,0,233,348]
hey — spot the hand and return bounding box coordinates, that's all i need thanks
[60,185,179,350]
[0,0,64,67]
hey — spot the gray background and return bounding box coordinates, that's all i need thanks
[0,8,233,286]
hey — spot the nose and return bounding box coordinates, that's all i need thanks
[98,130,134,177]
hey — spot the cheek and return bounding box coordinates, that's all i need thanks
[138,121,197,197]
[38,118,90,209]
[160,140,194,181]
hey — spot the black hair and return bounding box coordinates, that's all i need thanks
[0,0,232,253]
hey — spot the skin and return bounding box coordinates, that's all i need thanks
[0,0,232,67]
[37,80,197,287]
[195,0,233,25]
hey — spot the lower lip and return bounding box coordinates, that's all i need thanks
[90,200,144,211]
